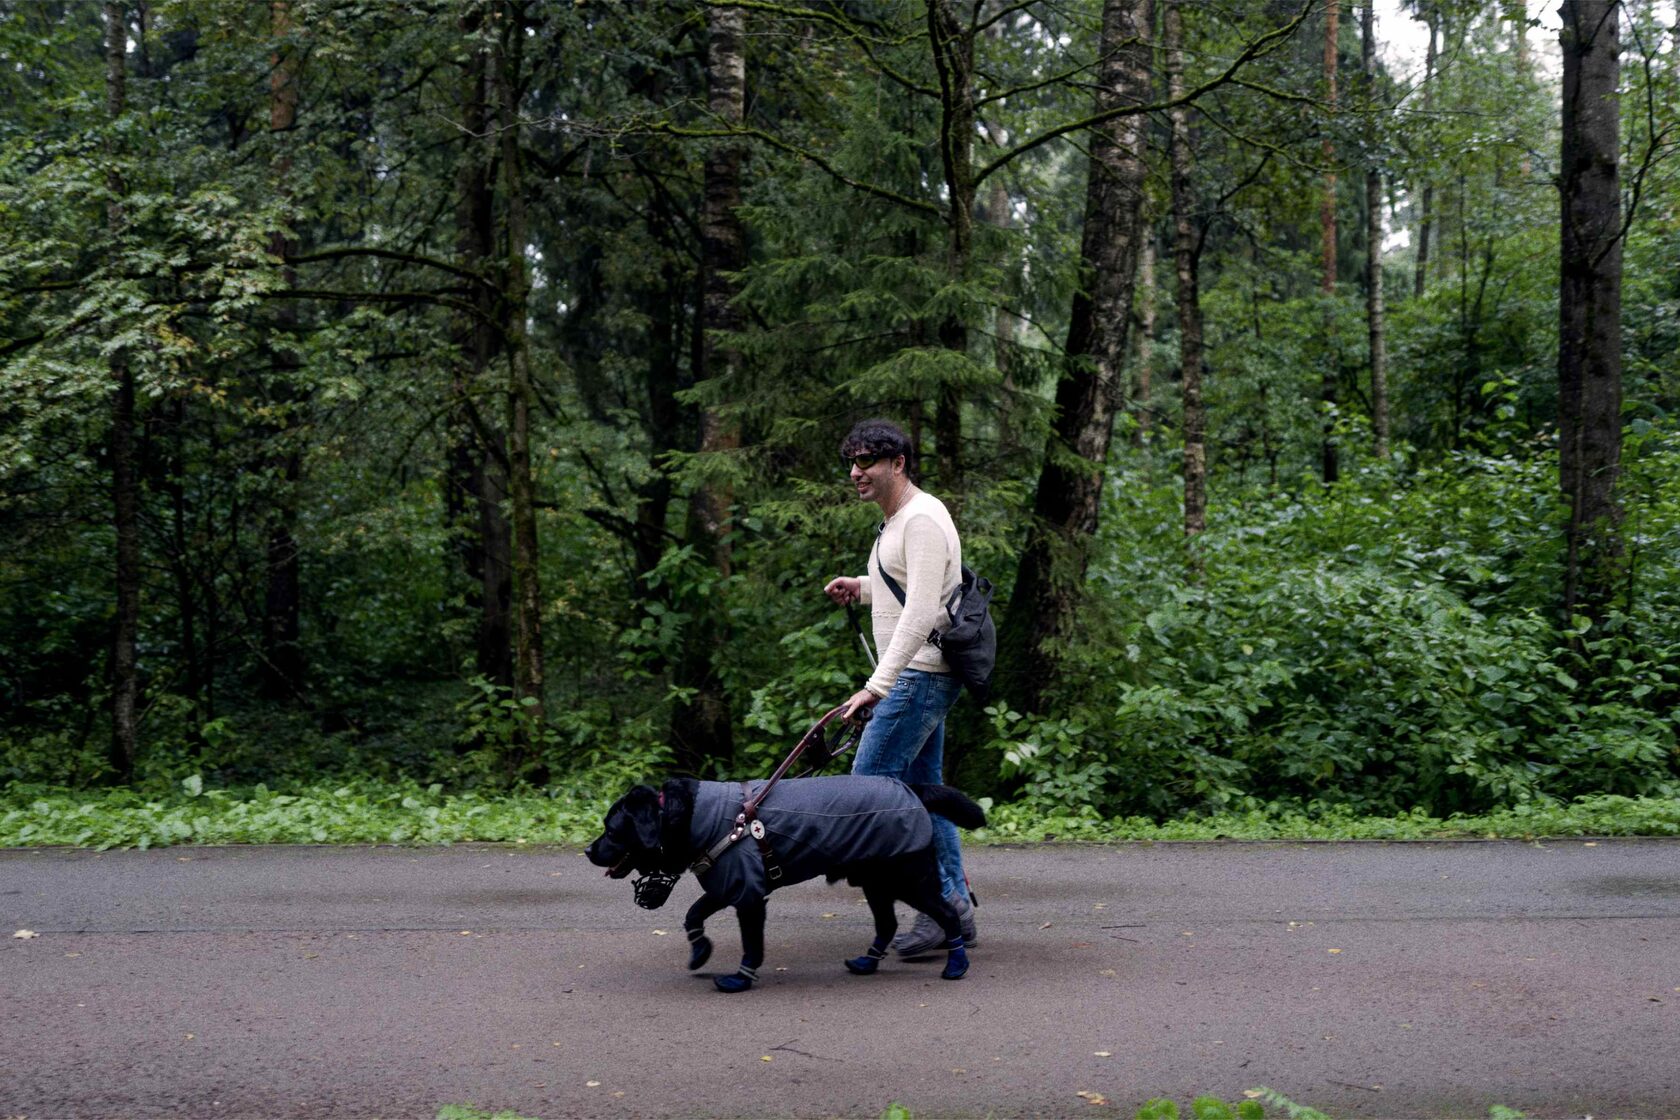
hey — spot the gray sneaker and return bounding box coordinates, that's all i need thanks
[892,894,979,956]
[952,892,978,946]
[891,910,948,957]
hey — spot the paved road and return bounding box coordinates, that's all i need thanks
[3,839,1678,1119]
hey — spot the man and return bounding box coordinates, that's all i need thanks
[824,418,977,954]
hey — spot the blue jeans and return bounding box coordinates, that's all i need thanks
[852,668,967,901]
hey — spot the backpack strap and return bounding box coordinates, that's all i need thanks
[873,526,949,648]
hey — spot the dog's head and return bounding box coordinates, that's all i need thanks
[584,784,665,880]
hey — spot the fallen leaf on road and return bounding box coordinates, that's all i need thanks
[1039,922,1053,930]
[586,1080,601,1087]
[1093,1051,1112,1057]
[1243,1091,1264,1099]
[13,930,38,940]
[761,1056,772,1063]
[1076,1091,1109,1106]
[1328,948,1343,954]
[459,930,472,936]
[184,1033,195,1040]
[652,930,668,936]
[1099,969,1117,977]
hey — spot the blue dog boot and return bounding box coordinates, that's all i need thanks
[686,929,713,971]
[941,937,969,981]
[714,963,758,993]
[844,938,890,976]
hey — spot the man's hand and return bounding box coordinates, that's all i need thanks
[824,576,861,605]
[839,687,880,722]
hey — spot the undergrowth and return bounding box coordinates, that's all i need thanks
[3,775,1676,850]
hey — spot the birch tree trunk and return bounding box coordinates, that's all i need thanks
[1365,0,1389,458]
[1132,231,1155,447]
[1558,0,1624,629]
[1166,0,1206,537]
[999,0,1152,713]
[106,0,139,783]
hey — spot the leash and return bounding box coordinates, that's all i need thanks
[689,703,871,876]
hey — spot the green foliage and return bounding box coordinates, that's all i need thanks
[4,774,1675,851]
[985,440,1680,821]
[1136,1097,1266,1120]
[1,0,1678,831]
[435,1106,540,1120]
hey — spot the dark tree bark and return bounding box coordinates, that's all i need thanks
[999,0,1153,713]
[1558,0,1624,627]
[1320,0,1341,485]
[106,0,139,783]
[1414,7,1438,299]
[673,0,748,774]
[495,6,546,765]
[1166,0,1206,537]
[928,0,976,488]
[260,0,304,702]
[447,9,514,691]
[689,0,745,574]
[1364,0,1389,459]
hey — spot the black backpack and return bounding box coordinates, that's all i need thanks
[874,536,997,701]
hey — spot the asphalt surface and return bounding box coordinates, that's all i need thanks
[3,838,1679,1119]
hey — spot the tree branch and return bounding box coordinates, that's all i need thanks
[973,3,1313,189]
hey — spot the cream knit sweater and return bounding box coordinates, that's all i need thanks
[856,489,962,697]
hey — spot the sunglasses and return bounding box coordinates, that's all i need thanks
[842,454,884,471]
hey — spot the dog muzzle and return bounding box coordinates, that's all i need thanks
[632,870,680,910]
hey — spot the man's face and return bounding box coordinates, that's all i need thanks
[848,451,900,503]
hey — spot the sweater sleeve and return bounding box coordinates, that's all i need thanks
[865,513,949,696]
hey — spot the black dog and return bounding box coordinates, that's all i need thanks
[585,774,985,992]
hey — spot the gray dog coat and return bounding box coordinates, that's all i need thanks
[688,775,935,908]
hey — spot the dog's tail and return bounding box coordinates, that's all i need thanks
[911,783,986,830]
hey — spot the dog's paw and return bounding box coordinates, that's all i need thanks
[686,934,713,971]
[713,972,753,993]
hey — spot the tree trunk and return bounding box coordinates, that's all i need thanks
[1320,0,1341,485]
[1364,0,1389,459]
[928,0,975,489]
[260,0,304,702]
[690,1,745,574]
[1414,9,1438,299]
[1132,230,1155,447]
[1558,0,1624,628]
[495,8,546,766]
[672,0,748,774]
[999,0,1152,713]
[1166,0,1206,537]
[448,11,514,691]
[105,0,139,783]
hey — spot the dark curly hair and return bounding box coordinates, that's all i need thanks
[839,419,915,478]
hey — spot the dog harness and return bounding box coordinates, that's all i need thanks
[685,776,935,909]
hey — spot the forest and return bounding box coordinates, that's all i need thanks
[2,0,1678,834]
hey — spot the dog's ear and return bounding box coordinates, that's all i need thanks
[621,784,663,852]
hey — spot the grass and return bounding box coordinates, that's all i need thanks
[2,774,1677,850]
